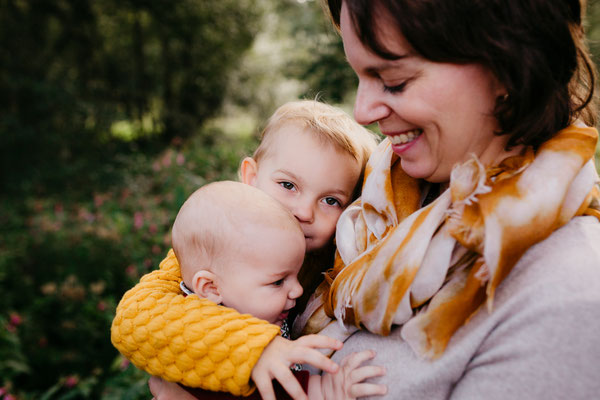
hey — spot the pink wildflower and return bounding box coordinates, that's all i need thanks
[120,358,130,370]
[133,212,144,229]
[9,313,22,327]
[176,153,185,166]
[161,152,172,167]
[65,375,79,388]
[94,194,105,207]
[125,265,137,278]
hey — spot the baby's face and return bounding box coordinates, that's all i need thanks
[250,126,362,252]
[216,222,305,326]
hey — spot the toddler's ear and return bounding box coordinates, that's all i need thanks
[240,157,258,186]
[191,270,222,304]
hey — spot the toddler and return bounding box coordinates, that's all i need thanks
[111,100,380,399]
[170,181,385,399]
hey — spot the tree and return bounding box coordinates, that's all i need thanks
[0,0,263,195]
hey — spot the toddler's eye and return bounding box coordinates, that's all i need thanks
[272,278,284,286]
[279,181,295,191]
[323,197,341,206]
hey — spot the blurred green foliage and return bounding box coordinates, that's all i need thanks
[0,0,599,398]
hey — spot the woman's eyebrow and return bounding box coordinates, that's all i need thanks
[364,57,411,76]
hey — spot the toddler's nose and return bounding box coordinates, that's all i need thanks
[293,199,314,224]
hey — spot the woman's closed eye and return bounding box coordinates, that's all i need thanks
[383,81,407,94]
[279,181,296,191]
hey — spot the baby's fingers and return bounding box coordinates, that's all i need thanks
[295,334,343,352]
[349,382,388,398]
[271,367,307,400]
[292,346,340,374]
[350,364,386,384]
[253,371,276,400]
[341,349,377,370]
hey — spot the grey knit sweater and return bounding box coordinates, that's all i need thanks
[329,216,600,400]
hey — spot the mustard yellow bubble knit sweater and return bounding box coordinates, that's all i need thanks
[110,249,280,396]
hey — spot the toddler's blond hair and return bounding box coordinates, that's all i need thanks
[252,100,379,189]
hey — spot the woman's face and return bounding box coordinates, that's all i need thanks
[340,3,515,183]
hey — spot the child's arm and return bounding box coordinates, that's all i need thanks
[308,350,387,400]
[111,249,280,396]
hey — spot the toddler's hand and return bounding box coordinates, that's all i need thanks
[320,350,387,400]
[251,334,342,400]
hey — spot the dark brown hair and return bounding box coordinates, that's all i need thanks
[327,0,597,148]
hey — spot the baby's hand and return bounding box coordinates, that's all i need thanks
[320,350,387,400]
[251,334,342,400]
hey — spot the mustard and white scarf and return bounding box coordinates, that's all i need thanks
[295,125,600,359]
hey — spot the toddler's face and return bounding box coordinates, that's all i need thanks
[248,126,362,252]
[216,223,305,326]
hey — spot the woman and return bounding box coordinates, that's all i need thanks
[295,0,600,398]
[151,0,600,398]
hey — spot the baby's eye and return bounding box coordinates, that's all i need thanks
[271,278,285,286]
[323,197,341,207]
[279,181,296,191]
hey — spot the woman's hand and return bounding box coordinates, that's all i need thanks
[319,350,387,399]
[148,376,197,400]
[251,334,343,400]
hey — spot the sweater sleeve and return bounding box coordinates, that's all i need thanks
[110,249,281,396]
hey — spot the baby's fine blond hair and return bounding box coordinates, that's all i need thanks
[172,181,302,285]
[252,100,379,174]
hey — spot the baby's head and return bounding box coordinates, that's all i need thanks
[240,100,379,252]
[172,181,305,326]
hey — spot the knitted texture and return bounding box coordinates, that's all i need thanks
[111,249,281,396]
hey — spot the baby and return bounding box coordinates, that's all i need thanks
[172,181,385,399]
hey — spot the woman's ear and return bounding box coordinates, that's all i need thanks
[240,157,258,186]
[191,270,222,304]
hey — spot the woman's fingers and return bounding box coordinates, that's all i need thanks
[148,377,162,397]
[271,368,307,400]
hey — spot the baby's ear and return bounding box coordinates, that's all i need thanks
[239,157,258,186]
[191,270,222,304]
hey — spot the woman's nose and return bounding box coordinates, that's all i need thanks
[354,80,390,126]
